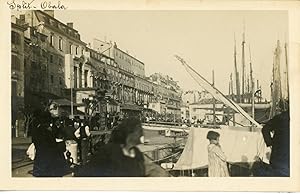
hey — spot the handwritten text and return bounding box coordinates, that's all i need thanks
[7,0,67,10]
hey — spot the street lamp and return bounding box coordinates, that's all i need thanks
[66,59,74,119]
[70,78,74,119]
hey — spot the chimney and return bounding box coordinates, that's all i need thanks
[20,14,25,23]
[44,10,54,17]
[11,15,17,24]
[67,22,73,28]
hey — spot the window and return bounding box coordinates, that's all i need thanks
[50,54,53,63]
[50,75,54,83]
[50,34,54,46]
[11,55,20,70]
[84,70,88,88]
[75,46,78,55]
[74,67,78,88]
[58,58,62,66]
[59,37,63,50]
[69,44,72,54]
[11,31,20,45]
[43,16,50,24]
[40,35,46,42]
[59,77,62,85]
[12,81,17,97]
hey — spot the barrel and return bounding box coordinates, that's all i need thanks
[65,140,78,164]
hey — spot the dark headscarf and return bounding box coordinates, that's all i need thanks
[110,117,142,144]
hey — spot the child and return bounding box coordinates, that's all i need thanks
[206,131,229,177]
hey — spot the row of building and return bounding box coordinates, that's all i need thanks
[11,10,182,136]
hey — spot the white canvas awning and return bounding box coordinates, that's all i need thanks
[173,127,270,170]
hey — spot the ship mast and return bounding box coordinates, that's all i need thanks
[230,73,234,100]
[270,40,282,117]
[249,45,255,130]
[234,33,241,102]
[212,70,216,126]
[284,42,289,102]
[175,55,262,128]
[241,23,246,103]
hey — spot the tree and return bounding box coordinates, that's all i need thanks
[21,99,53,137]
[82,89,107,128]
[21,105,34,138]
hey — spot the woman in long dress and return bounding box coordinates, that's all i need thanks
[206,131,230,177]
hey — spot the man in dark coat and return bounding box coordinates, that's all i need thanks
[62,118,77,141]
[261,102,290,176]
[32,110,66,177]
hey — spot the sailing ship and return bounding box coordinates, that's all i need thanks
[229,31,271,125]
[269,40,289,117]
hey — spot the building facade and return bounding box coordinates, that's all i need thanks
[11,10,183,133]
[15,10,87,97]
[11,16,26,137]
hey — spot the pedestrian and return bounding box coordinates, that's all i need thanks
[76,117,170,177]
[31,110,64,177]
[62,118,77,141]
[75,119,91,165]
[52,117,68,176]
[206,130,230,177]
[261,100,290,176]
[80,120,91,165]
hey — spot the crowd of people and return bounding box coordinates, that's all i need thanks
[28,109,170,177]
[30,110,92,177]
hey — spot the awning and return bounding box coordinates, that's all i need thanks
[120,103,142,111]
[52,99,78,107]
[107,98,119,106]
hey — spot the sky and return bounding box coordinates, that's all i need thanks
[55,10,288,100]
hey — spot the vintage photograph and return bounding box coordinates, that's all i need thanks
[10,9,291,179]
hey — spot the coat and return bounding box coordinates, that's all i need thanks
[262,111,290,176]
[32,124,68,177]
[76,143,171,177]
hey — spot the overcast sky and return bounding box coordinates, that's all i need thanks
[55,10,288,100]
